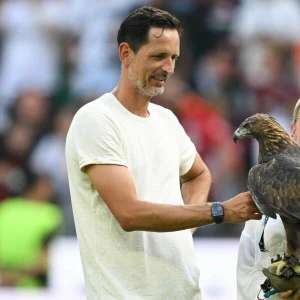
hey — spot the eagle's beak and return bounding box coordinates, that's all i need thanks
[233,130,239,144]
[233,127,251,143]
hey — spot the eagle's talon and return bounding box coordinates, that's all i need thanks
[269,261,288,276]
[269,260,300,277]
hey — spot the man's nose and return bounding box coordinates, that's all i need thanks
[162,58,175,75]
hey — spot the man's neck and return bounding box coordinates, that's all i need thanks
[112,85,150,118]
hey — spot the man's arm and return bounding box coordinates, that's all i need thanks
[86,159,261,232]
[180,152,212,234]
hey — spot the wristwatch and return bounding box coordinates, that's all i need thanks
[211,202,224,224]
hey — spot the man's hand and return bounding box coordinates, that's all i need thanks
[222,191,262,223]
[279,288,300,300]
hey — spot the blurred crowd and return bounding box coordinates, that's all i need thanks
[0,0,300,288]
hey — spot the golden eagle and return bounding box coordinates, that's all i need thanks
[233,113,300,291]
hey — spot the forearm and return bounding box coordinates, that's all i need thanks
[121,200,214,232]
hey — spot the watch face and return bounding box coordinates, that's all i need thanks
[212,203,223,217]
[211,202,223,224]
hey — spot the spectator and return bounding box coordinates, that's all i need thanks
[0,0,70,111]
[30,105,77,235]
[0,174,62,287]
[0,122,37,201]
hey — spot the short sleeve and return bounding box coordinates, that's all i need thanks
[70,109,127,172]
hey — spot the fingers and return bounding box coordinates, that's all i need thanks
[223,191,264,222]
[250,205,261,215]
[246,192,262,217]
[289,287,300,300]
[252,203,261,214]
[252,212,262,220]
[278,289,300,300]
[242,192,262,219]
[278,290,293,299]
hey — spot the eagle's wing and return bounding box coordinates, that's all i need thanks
[248,153,300,223]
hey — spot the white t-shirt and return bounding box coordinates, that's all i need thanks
[237,215,286,300]
[66,93,201,300]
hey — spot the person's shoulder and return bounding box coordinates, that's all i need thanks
[77,93,112,114]
[73,93,115,122]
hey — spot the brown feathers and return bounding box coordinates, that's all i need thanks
[233,113,299,163]
[234,113,300,258]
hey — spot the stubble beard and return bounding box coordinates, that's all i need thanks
[128,65,164,99]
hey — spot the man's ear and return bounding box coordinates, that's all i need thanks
[119,42,133,67]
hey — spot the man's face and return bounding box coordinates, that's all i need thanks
[128,27,180,99]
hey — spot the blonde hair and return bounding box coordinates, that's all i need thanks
[292,99,300,124]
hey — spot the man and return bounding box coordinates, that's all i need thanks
[66,6,261,299]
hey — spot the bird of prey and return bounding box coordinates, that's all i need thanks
[233,113,300,290]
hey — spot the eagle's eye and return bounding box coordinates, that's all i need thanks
[243,123,251,130]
